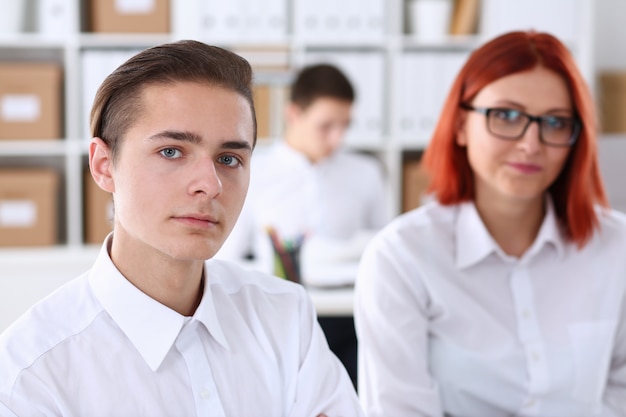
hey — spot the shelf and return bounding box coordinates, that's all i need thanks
[0,140,69,157]
[0,35,67,49]
[0,0,595,250]
[78,33,172,48]
[399,34,480,50]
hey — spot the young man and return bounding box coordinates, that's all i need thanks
[217,64,389,387]
[0,41,362,417]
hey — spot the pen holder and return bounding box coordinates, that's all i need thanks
[267,227,304,284]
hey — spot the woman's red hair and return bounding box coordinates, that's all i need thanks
[422,30,608,247]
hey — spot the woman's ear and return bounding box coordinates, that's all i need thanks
[89,137,115,193]
[455,110,468,147]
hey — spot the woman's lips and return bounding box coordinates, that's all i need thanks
[508,162,542,174]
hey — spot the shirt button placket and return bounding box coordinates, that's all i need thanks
[176,321,226,417]
[510,266,549,413]
[200,388,211,400]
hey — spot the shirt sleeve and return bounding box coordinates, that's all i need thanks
[287,286,364,417]
[0,403,18,417]
[365,159,391,231]
[0,392,46,417]
[354,233,443,417]
[603,287,626,416]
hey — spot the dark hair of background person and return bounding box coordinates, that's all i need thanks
[290,63,355,109]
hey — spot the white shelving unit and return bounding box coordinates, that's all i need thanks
[0,0,594,252]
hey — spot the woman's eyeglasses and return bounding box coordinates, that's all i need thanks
[461,104,581,147]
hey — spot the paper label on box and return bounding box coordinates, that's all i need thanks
[0,200,37,227]
[115,0,155,14]
[1,94,41,122]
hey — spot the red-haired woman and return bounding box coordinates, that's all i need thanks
[355,31,626,417]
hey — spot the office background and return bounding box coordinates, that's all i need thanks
[1,0,625,331]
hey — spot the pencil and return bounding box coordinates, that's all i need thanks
[266,226,298,281]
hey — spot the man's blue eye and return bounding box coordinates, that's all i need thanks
[160,148,182,158]
[219,155,241,167]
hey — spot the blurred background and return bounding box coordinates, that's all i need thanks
[1,0,626,330]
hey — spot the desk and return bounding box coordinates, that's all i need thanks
[307,286,355,316]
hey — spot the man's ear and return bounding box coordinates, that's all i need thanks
[89,137,115,193]
[284,102,303,124]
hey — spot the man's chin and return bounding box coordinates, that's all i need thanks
[166,241,223,262]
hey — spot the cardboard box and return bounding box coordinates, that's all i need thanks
[0,169,59,247]
[90,0,170,33]
[599,72,626,133]
[402,157,431,212]
[84,170,113,244]
[253,84,271,140]
[0,63,62,140]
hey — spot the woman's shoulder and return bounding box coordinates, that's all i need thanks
[596,206,626,236]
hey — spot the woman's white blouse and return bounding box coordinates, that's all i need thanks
[355,199,626,417]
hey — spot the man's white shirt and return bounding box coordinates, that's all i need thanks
[218,142,389,277]
[0,235,362,417]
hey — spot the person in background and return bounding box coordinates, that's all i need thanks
[355,30,626,417]
[0,40,362,417]
[217,63,389,387]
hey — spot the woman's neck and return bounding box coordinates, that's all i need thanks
[474,192,546,258]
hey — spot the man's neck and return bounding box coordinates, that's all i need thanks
[109,235,205,316]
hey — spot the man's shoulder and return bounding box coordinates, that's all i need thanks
[334,151,381,170]
[205,259,306,297]
[204,259,314,328]
[0,273,102,391]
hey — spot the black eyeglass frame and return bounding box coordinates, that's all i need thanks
[460,103,581,147]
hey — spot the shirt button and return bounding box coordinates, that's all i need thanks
[531,352,540,362]
[525,398,536,407]
[200,388,211,399]
[522,309,531,318]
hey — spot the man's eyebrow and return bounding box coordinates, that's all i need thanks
[221,140,253,153]
[147,130,253,152]
[148,130,202,144]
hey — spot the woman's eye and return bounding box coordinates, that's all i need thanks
[160,148,182,159]
[494,109,521,122]
[543,116,566,129]
[218,154,241,167]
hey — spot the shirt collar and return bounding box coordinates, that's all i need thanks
[89,234,230,372]
[274,141,337,168]
[455,197,565,269]
[523,197,565,261]
[456,201,498,269]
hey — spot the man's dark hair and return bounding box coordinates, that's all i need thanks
[90,40,256,162]
[290,63,354,109]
